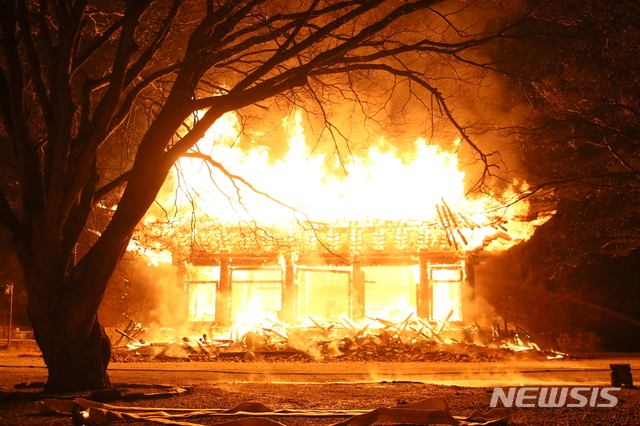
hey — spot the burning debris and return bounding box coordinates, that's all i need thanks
[111,313,555,364]
[112,315,148,348]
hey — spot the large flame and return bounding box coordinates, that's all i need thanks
[165,110,466,222]
[144,109,545,251]
[130,109,549,336]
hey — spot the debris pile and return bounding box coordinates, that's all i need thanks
[112,313,558,363]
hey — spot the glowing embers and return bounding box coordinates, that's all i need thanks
[428,265,463,322]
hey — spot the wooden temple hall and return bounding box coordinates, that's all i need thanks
[182,249,475,327]
[171,204,502,326]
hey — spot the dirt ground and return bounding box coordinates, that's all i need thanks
[1,352,640,426]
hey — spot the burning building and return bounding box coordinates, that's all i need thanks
[173,214,482,327]
[130,110,548,332]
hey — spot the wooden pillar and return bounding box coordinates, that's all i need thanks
[279,255,297,323]
[417,252,430,319]
[350,262,365,320]
[216,258,232,326]
[299,270,308,319]
[462,255,477,322]
[175,260,188,323]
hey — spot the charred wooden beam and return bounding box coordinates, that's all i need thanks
[436,204,458,250]
[230,266,281,271]
[114,328,137,345]
[417,251,430,319]
[350,262,365,320]
[356,254,421,267]
[112,318,135,348]
[296,253,351,267]
[279,254,297,323]
[297,267,350,274]
[462,255,477,322]
[175,260,188,323]
[215,258,232,327]
[441,198,468,246]
[191,254,280,267]
[297,253,424,267]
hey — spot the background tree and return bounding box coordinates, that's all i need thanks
[474,0,640,349]
[0,0,526,391]
[505,0,640,267]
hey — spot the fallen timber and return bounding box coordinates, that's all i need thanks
[111,314,560,363]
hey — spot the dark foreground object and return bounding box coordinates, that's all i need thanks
[610,363,634,387]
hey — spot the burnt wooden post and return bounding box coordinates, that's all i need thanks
[279,254,297,323]
[174,258,188,323]
[172,251,189,323]
[350,262,365,320]
[417,251,430,319]
[216,258,232,326]
[462,255,477,322]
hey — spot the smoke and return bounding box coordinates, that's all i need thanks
[287,330,324,361]
[146,269,187,329]
[101,255,189,335]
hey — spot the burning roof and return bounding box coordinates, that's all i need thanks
[130,110,549,261]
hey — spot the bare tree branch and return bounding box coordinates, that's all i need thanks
[179,151,349,262]
[311,63,497,176]
[0,2,47,213]
[72,18,124,72]
[122,0,183,89]
[181,151,300,212]
[94,171,131,202]
[15,0,52,124]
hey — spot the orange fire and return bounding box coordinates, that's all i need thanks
[143,110,546,248]
[130,109,549,338]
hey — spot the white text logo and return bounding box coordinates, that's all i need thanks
[490,387,620,408]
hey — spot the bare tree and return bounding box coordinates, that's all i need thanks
[0,0,524,391]
[505,0,640,267]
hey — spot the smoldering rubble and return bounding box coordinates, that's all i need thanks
[111,313,560,363]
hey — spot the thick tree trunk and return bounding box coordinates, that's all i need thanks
[20,163,173,392]
[22,247,118,392]
[28,284,113,392]
[37,317,112,392]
